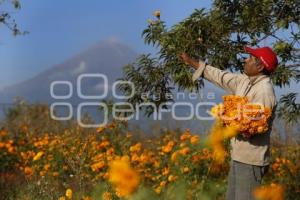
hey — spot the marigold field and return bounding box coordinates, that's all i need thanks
[0,103,299,200]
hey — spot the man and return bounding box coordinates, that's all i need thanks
[180,46,278,200]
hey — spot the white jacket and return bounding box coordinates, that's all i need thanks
[193,63,277,166]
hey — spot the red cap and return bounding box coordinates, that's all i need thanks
[244,46,278,73]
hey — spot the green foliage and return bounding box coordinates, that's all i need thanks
[120,0,300,124]
[277,93,300,124]
[0,98,94,138]
[0,0,27,37]
[120,55,176,117]
[1,105,300,199]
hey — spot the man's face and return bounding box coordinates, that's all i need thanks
[244,56,263,76]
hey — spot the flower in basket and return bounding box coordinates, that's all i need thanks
[210,95,272,137]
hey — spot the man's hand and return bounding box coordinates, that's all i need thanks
[179,37,205,68]
[179,52,203,70]
[179,53,192,65]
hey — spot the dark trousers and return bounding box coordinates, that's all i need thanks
[226,160,269,200]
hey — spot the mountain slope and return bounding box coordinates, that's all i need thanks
[0,40,138,103]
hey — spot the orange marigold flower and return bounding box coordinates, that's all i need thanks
[253,183,284,200]
[44,164,51,171]
[153,10,160,18]
[154,186,162,194]
[182,167,190,173]
[24,166,33,176]
[99,141,110,149]
[162,141,175,153]
[179,147,191,155]
[160,180,167,187]
[91,161,106,172]
[162,167,170,176]
[102,192,112,200]
[191,155,202,163]
[130,143,142,153]
[65,188,72,199]
[33,151,44,161]
[211,95,272,137]
[171,151,178,162]
[168,175,177,182]
[108,159,140,197]
[180,129,192,141]
[0,129,7,137]
[190,135,200,145]
[82,196,92,200]
[96,126,105,133]
[207,122,236,163]
[52,172,59,177]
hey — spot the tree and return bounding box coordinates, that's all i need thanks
[119,0,300,124]
[0,0,26,37]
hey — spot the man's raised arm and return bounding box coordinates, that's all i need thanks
[179,53,245,94]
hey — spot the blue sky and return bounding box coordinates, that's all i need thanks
[0,0,211,87]
[0,0,298,98]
